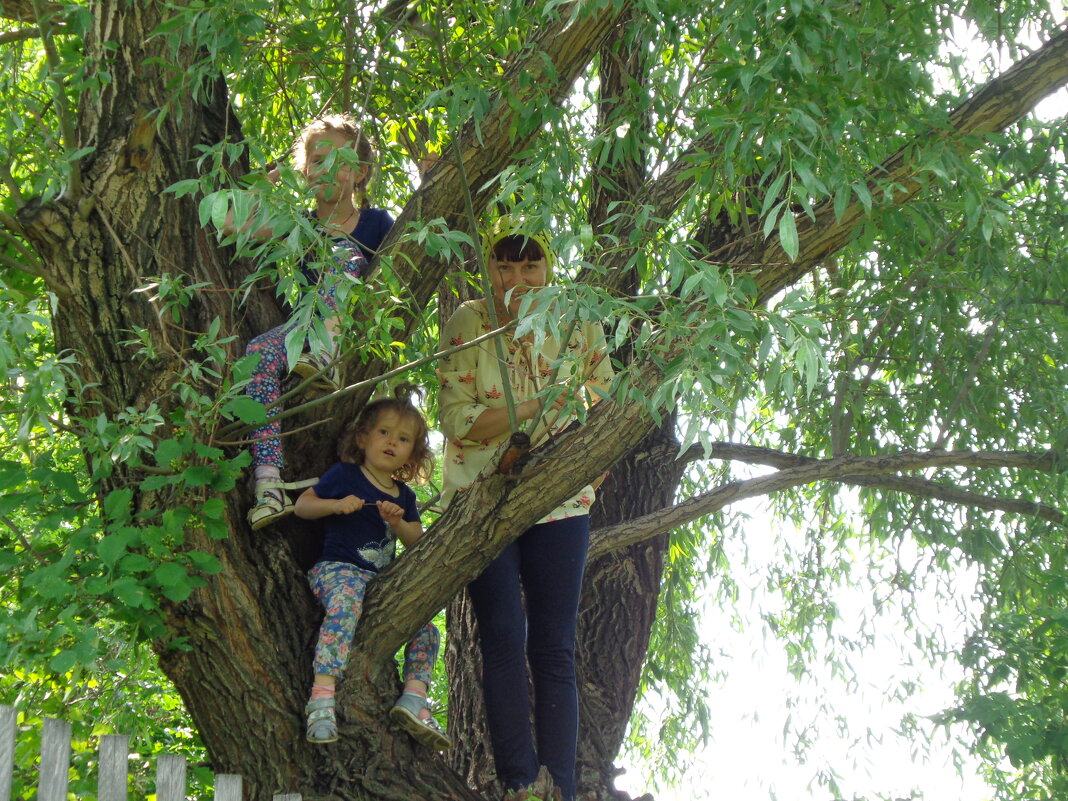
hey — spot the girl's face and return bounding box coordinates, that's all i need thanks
[489,255,548,318]
[357,410,418,476]
[304,130,368,203]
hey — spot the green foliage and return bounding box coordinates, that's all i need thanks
[1,0,1067,797]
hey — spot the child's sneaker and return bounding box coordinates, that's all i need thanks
[389,692,451,750]
[292,352,340,395]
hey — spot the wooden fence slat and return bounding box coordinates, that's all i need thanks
[98,734,130,801]
[38,717,71,801]
[0,708,309,800]
[0,705,15,801]
[155,753,186,801]
[214,774,242,801]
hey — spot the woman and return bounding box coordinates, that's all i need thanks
[437,217,613,801]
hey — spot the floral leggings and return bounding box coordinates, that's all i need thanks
[309,560,439,685]
[245,242,366,470]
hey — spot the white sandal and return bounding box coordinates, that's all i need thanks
[247,477,317,531]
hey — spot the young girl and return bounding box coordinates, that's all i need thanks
[232,114,395,530]
[294,385,450,749]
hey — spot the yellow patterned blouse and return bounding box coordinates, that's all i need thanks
[437,299,615,522]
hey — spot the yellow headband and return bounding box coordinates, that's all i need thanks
[481,215,555,280]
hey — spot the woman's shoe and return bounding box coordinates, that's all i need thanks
[389,692,452,750]
[305,697,337,744]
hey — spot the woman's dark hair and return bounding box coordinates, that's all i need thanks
[338,383,433,484]
[491,234,545,263]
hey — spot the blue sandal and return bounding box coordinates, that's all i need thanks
[305,697,337,744]
[389,692,451,750]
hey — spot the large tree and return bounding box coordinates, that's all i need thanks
[1,0,1067,800]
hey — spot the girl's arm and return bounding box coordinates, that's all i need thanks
[294,487,364,519]
[219,168,282,239]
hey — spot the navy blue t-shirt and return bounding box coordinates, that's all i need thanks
[313,461,419,573]
[298,207,394,287]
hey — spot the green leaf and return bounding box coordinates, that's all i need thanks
[97,526,140,567]
[49,649,78,674]
[222,396,267,424]
[154,561,187,587]
[778,212,799,261]
[103,487,134,523]
[183,465,214,487]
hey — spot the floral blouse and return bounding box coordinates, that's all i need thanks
[437,299,614,523]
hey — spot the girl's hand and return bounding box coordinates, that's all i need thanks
[376,500,404,525]
[334,495,364,515]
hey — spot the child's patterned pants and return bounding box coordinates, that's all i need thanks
[308,560,439,686]
[245,242,366,470]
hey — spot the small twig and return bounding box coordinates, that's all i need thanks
[1,515,48,564]
[429,16,521,432]
[214,416,335,447]
[0,223,46,271]
[0,159,24,206]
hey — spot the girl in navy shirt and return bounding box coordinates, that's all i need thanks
[294,385,449,750]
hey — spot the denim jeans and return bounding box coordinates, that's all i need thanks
[467,516,590,801]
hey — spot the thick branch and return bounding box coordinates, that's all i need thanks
[585,24,1068,297]
[0,0,58,22]
[754,24,1068,301]
[0,24,42,43]
[354,375,656,664]
[587,447,1065,556]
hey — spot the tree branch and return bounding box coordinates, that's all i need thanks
[753,23,1068,302]
[344,1,630,391]
[584,24,1068,298]
[0,0,59,22]
[0,24,45,44]
[588,447,1065,557]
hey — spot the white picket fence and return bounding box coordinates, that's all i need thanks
[0,705,301,801]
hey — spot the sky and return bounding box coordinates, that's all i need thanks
[616,493,992,801]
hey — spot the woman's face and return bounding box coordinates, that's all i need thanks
[489,254,548,318]
[303,130,367,203]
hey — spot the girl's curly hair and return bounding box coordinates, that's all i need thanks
[338,384,433,484]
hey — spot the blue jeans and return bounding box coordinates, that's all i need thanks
[467,516,590,801]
